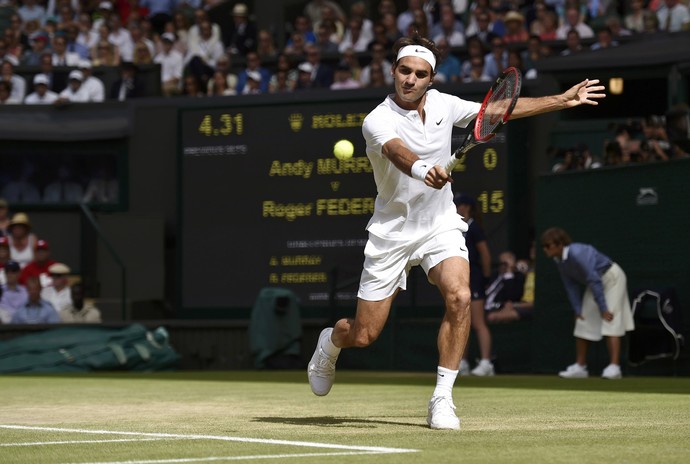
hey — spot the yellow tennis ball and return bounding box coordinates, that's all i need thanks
[333,139,354,160]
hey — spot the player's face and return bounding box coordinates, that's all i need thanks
[392,56,433,108]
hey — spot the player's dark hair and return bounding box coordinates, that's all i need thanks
[392,34,440,73]
[540,227,572,247]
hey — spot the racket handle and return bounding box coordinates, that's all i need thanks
[445,156,459,174]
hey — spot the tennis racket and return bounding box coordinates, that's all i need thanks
[446,67,522,173]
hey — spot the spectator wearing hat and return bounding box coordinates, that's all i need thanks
[503,11,529,43]
[294,61,315,90]
[110,61,146,100]
[21,30,50,66]
[60,282,102,323]
[154,32,184,96]
[7,213,38,268]
[24,73,59,104]
[1,260,28,323]
[1,56,26,102]
[241,69,263,94]
[57,69,91,103]
[223,2,258,57]
[41,262,73,313]
[0,198,9,235]
[19,239,56,287]
[11,276,60,324]
[0,237,10,286]
[78,60,105,102]
[235,51,270,94]
[92,2,116,33]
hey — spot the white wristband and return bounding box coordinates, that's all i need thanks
[411,159,433,181]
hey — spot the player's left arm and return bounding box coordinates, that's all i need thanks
[510,79,606,119]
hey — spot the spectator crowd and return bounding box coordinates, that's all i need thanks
[0,0,687,102]
[0,203,102,324]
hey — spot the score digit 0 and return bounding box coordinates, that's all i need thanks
[482,148,498,170]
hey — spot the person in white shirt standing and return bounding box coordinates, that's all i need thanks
[307,34,606,431]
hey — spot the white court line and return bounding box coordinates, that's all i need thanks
[69,451,401,464]
[0,425,418,459]
[1,438,184,447]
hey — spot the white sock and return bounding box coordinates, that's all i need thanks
[432,366,458,399]
[321,328,341,358]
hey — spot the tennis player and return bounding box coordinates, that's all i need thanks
[308,34,606,430]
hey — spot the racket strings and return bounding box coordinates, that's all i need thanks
[477,72,520,140]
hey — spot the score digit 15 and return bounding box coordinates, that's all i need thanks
[477,190,504,213]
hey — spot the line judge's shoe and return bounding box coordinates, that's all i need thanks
[427,396,460,430]
[458,359,471,376]
[601,364,622,379]
[308,328,337,396]
[470,359,495,376]
[558,363,589,378]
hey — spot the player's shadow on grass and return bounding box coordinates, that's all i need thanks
[253,416,428,429]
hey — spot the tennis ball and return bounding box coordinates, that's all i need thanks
[333,139,354,160]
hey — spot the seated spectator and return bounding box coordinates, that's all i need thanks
[235,52,271,94]
[208,70,236,96]
[431,2,466,47]
[285,15,316,50]
[656,0,690,32]
[488,249,536,323]
[155,32,184,96]
[182,74,204,97]
[314,22,339,55]
[0,236,10,286]
[21,30,51,66]
[11,276,60,324]
[18,0,46,25]
[268,54,297,93]
[556,7,595,39]
[78,60,106,102]
[482,34,508,81]
[294,61,315,90]
[483,251,525,316]
[0,198,9,235]
[435,37,462,84]
[338,17,369,53]
[359,43,391,87]
[625,0,649,33]
[256,29,278,61]
[18,239,55,287]
[109,61,146,101]
[207,53,238,95]
[302,44,333,88]
[24,73,59,104]
[83,166,119,203]
[91,40,121,67]
[42,165,84,203]
[313,4,346,45]
[339,47,362,82]
[51,33,81,67]
[0,260,28,323]
[330,62,360,90]
[502,11,529,43]
[41,262,73,313]
[560,29,584,56]
[1,56,26,103]
[224,3,258,56]
[59,282,102,323]
[462,55,491,83]
[56,70,91,103]
[349,1,373,45]
[590,26,619,50]
[7,213,37,267]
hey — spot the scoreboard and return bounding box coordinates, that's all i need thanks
[179,95,509,310]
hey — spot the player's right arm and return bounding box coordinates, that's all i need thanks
[382,138,451,189]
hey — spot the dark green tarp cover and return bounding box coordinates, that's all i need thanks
[0,324,179,373]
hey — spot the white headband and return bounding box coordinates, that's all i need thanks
[396,45,436,71]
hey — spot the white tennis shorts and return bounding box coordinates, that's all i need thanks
[357,227,467,301]
[574,263,635,341]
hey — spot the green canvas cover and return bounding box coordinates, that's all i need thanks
[0,324,179,373]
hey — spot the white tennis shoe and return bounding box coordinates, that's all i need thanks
[427,396,460,430]
[308,328,337,396]
[559,363,589,378]
[471,359,495,376]
[458,359,471,376]
[601,364,622,379]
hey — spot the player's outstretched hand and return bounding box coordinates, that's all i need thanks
[425,165,453,189]
[563,79,606,108]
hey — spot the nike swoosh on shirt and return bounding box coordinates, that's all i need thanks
[436,118,443,125]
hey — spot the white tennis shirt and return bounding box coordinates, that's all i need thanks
[362,89,480,240]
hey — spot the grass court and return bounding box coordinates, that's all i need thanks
[1,371,689,463]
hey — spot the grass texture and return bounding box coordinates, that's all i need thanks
[1,371,689,463]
